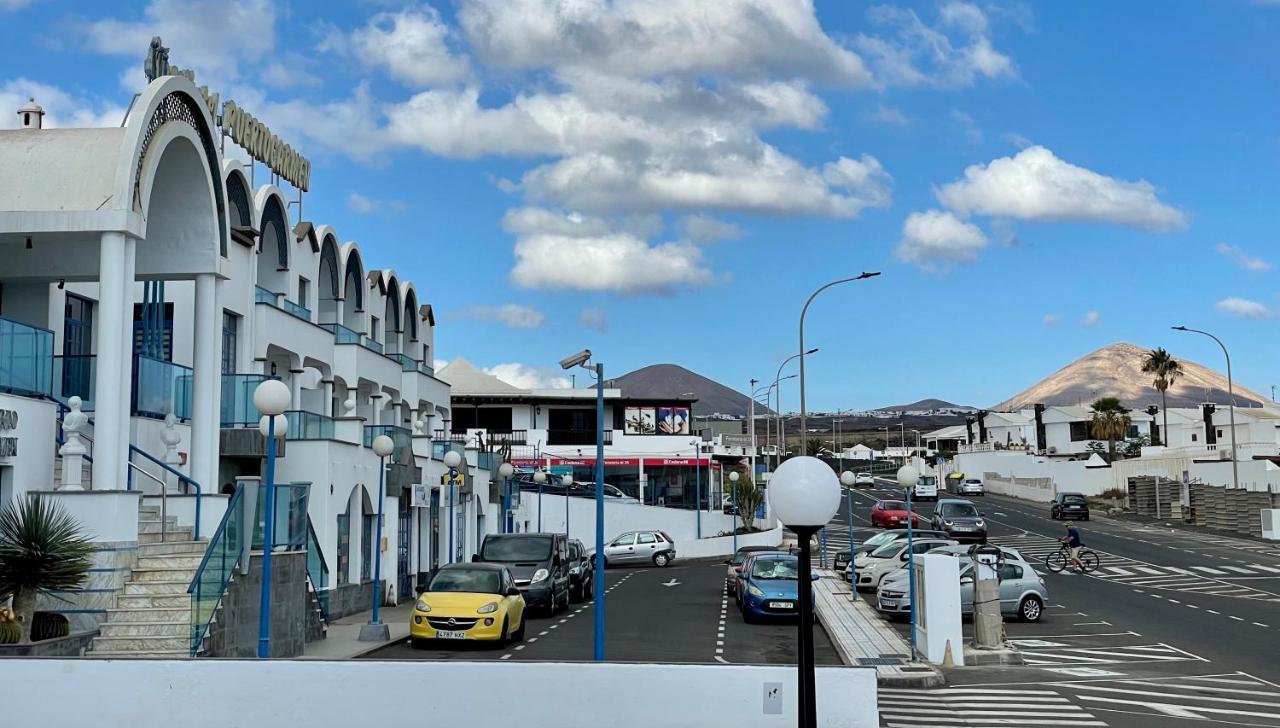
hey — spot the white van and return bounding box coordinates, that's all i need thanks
[910,475,938,502]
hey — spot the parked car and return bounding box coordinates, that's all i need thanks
[1050,492,1090,521]
[850,538,956,591]
[930,498,988,543]
[725,545,783,595]
[956,478,985,496]
[875,554,1048,622]
[603,530,677,567]
[871,499,924,529]
[854,472,875,487]
[474,533,571,615]
[932,543,1025,562]
[738,552,819,622]
[835,529,950,578]
[569,482,639,503]
[410,563,526,646]
[567,538,595,602]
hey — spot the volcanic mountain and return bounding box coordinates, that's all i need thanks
[876,398,974,411]
[611,364,768,418]
[995,342,1269,410]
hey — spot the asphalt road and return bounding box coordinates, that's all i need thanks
[828,480,1280,728]
[362,558,840,666]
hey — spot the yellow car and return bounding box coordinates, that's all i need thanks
[410,563,527,646]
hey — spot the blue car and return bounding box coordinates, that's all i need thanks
[738,553,818,623]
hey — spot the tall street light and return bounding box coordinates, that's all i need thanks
[896,464,921,661]
[533,469,547,531]
[1173,326,1240,491]
[443,449,463,563]
[839,470,858,598]
[769,456,840,728]
[775,351,817,465]
[798,272,881,437]
[497,461,515,533]
[749,378,759,486]
[562,474,573,536]
[560,348,605,661]
[728,470,740,551]
[360,434,395,641]
[252,379,290,659]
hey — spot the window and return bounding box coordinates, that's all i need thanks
[1069,421,1092,442]
[637,533,657,545]
[611,534,635,547]
[221,312,239,374]
[370,316,380,343]
[1191,433,1198,442]
[1217,429,1223,438]
[997,564,1024,581]
[132,302,174,360]
[297,277,310,307]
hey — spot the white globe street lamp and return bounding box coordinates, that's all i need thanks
[839,470,856,488]
[442,449,462,470]
[441,448,462,564]
[728,470,741,549]
[360,433,395,641]
[253,378,290,417]
[896,463,921,661]
[533,470,547,531]
[768,455,840,728]
[252,377,290,658]
[561,474,573,536]
[258,414,288,439]
[838,471,857,595]
[497,462,515,534]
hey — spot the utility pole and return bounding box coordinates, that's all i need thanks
[749,378,758,484]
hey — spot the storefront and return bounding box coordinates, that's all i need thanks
[510,456,722,508]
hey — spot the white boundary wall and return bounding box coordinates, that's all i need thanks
[1,659,879,728]
[952,451,1113,497]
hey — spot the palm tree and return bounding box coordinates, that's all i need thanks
[805,437,826,457]
[0,496,93,643]
[1089,397,1132,463]
[729,472,764,532]
[1141,347,1182,447]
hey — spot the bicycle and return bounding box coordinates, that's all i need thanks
[1044,544,1099,574]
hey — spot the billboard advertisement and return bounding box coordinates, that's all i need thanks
[658,406,689,435]
[624,407,657,435]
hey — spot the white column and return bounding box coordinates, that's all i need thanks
[191,273,222,494]
[119,238,136,467]
[370,394,382,426]
[323,380,335,417]
[289,368,303,410]
[92,233,129,490]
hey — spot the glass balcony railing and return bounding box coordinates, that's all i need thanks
[188,485,246,655]
[432,439,466,462]
[252,482,311,552]
[306,520,330,619]
[365,424,412,461]
[0,316,53,398]
[319,322,361,345]
[360,338,384,354]
[285,409,335,440]
[392,353,417,372]
[221,373,271,426]
[281,299,312,322]
[53,354,96,410]
[254,286,278,305]
[132,355,193,420]
[419,361,435,377]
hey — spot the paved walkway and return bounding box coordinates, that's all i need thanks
[300,603,414,660]
[813,568,944,687]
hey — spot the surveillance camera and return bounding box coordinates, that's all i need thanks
[559,349,592,370]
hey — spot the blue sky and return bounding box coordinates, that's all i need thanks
[3,1,1277,410]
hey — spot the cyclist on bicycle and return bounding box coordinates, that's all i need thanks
[1060,522,1085,571]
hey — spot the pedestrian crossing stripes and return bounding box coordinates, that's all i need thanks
[878,687,1107,727]
[1054,673,1280,727]
[1014,642,1204,666]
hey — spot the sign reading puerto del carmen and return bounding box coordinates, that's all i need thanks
[144,37,311,192]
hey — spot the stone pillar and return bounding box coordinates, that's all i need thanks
[322,379,335,417]
[58,396,89,491]
[118,238,136,467]
[370,393,383,426]
[290,368,304,411]
[91,232,130,490]
[393,401,402,428]
[191,273,222,494]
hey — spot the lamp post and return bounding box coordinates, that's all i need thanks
[359,434,394,641]
[896,464,920,661]
[769,456,840,728]
[443,449,463,564]
[559,348,606,661]
[798,273,880,437]
[252,379,290,659]
[729,471,740,551]
[839,470,857,596]
[749,377,759,489]
[694,440,702,539]
[774,353,815,465]
[498,462,515,534]
[534,469,546,531]
[562,474,573,536]
[1173,326,1240,491]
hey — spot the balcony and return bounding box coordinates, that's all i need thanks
[132,355,193,420]
[432,440,466,462]
[360,338,384,354]
[254,286,278,306]
[221,373,271,426]
[0,316,53,398]
[433,431,468,444]
[281,299,312,322]
[365,424,412,461]
[419,361,435,377]
[319,322,361,345]
[547,429,613,446]
[392,353,417,372]
[486,430,528,446]
[53,354,96,410]
[285,410,335,440]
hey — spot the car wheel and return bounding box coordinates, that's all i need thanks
[653,552,670,567]
[1019,595,1044,622]
[511,616,526,642]
[500,617,510,645]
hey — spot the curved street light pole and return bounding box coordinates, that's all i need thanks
[1173,326,1240,491]
[775,353,815,464]
[799,273,880,438]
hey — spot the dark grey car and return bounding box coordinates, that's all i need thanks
[930,499,988,543]
[475,533,572,615]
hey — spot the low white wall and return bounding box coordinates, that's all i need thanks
[682,525,784,559]
[952,451,1114,497]
[0,392,56,500]
[0,659,878,728]
[33,490,142,542]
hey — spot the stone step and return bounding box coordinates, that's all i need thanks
[136,540,207,558]
[139,506,161,516]
[87,649,190,658]
[104,607,189,624]
[124,580,191,596]
[131,566,198,583]
[137,555,205,570]
[138,518,179,534]
[99,621,188,638]
[115,593,191,610]
[139,529,193,544]
[91,635,189,653]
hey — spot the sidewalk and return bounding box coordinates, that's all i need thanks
[300,603,414,660]
[813,568,945,688]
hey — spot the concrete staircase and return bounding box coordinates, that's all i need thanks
[90,506,205,657]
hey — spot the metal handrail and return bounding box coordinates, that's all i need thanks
[128,445,203,540]
[186,484,245,655]
[128,462,169,543]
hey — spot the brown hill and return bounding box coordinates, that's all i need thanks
[995,342,1267,410]
[612,364,771,418]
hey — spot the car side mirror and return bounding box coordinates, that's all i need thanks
[507,586,521,597]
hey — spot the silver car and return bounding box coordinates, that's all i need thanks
[957,478,985,496]
[875,555,1048,622]
[603,530,676,567]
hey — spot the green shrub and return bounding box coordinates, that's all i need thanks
[30,612,69,641]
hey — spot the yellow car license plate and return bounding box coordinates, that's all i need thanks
[436,630,467,640]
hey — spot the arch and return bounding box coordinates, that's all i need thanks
[381,271,402,353]
[136,126,221,275]
[224,166,253,229]
[401,283,419,344]
[255,188,290,295]
[340,243,365,326]
[316,228,341,324]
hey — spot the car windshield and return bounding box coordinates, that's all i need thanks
[940,503,979,518]
[870,543,903,558]
[481,535,552,561]
[732,548,769,565]
[429,568,501,594]
[751,557,799,579]
[881,501,906,510]
[863,532,898,548]
[1063,495,1087,505]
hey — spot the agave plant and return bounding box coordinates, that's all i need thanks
[0,496,94,643]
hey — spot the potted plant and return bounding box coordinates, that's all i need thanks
[0,496,93,643]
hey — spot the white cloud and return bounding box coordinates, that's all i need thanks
[1004,132,1033,149]
[1081,311,1101,327]
[1042,314,1060,327]
[678,215,742,243]
[351,6,472,88]
[457,304,547,329]
[505,207,716,294]
[1216,297,1272,319]
[865,103,909,126]
[1214,243,1271,272]
[578,307,608,333]
[484,363,571,390]
[935,146,1187,232]
[345,190,407,215]
[951,109,982,144]
[0,78,127,129]
[895,209,989,269]
[856,3,1016,88]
